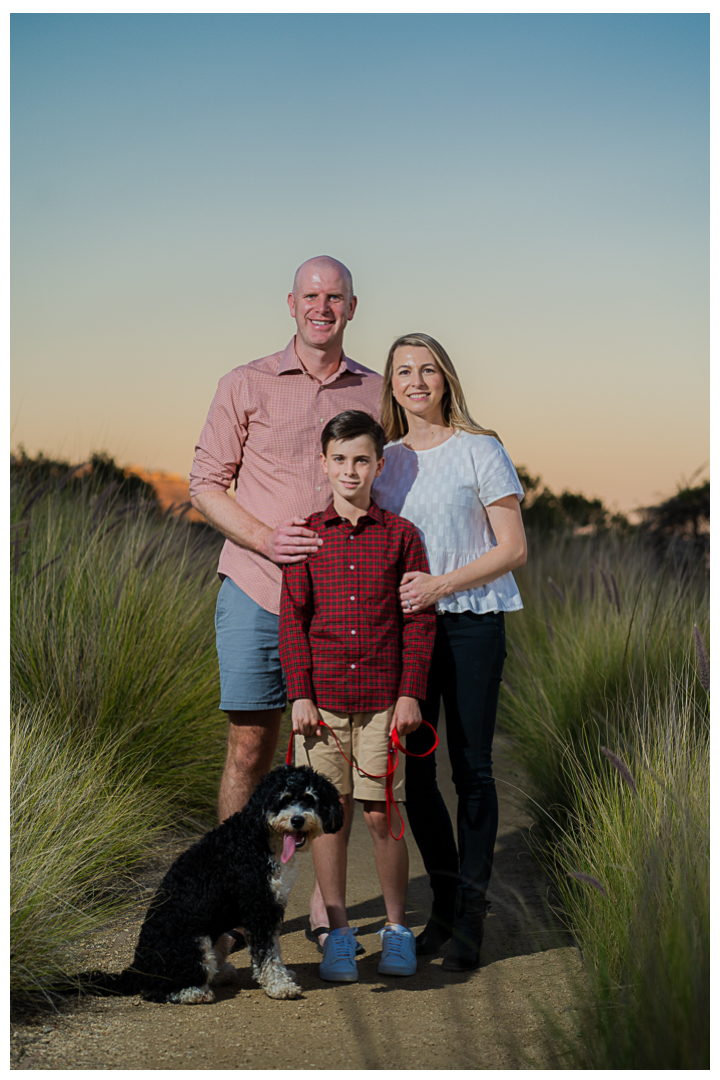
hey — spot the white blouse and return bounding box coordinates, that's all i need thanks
[372,430,524,615]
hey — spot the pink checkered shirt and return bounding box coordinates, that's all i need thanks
[189,338,382,615]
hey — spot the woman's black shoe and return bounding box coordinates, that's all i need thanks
[441,898,489,971]
[415,883,457,956]
[415,915,452,956]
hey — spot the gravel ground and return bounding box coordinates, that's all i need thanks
[10,732,583,1070]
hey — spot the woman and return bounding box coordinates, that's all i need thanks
[372,332,527,972]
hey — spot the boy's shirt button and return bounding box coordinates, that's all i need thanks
[350,596,355,601]
[349,565,355,570]
[351,630,356,635]
[350,664,356,669]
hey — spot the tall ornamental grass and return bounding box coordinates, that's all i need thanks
[499,529,709,1069]
[11,473,226,817]
[500,530,708,839]
[553,677,709,1069]
[11,697,167,1004]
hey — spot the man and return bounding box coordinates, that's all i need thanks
[189,256,381,825]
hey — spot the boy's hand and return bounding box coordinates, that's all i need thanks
[391,696,423,737]
[292,698,322,737]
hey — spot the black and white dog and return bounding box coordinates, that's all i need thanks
[77,765,343,1003]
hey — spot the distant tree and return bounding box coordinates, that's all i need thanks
[11,449,157,506]
[638,472,709,561]
[515,466,621,532]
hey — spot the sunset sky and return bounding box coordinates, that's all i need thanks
[11,13,709,512]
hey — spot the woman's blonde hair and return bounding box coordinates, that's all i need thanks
[380,333,501,444]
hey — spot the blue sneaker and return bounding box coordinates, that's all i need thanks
[377,923,417,976]
[319,927,359,982]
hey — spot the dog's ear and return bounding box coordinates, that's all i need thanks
[316,776,345,835]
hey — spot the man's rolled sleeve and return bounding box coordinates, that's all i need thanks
[189,370,249,498]
[279,563,316,702]
[397,526,436,701]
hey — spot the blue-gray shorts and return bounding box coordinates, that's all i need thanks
[215,577,286,712]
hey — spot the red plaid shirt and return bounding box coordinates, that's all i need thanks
[279,500,436,712]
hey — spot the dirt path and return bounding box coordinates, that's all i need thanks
[11,731,582,1070]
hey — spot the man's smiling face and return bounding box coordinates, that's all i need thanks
[288,259,357,357]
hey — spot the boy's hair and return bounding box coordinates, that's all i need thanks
[321,410,386,460]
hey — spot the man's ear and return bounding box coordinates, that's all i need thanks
[287,292,296,318]
[346,295,358,322]
[375,456,385,478]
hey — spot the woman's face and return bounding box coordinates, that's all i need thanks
[391,346,447,425]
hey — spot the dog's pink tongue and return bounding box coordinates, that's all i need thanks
[282,833,296,864]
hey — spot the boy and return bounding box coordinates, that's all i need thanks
[279,410,436,982]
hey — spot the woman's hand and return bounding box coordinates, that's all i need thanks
[292,698,322,737]
[399,571,446,613]
[391,696,423,736]
[399,496,527,607]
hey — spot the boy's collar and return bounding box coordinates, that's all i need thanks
[319,498,387,527]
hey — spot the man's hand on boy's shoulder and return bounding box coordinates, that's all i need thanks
[263,517,323,565]
[391,696,423,736]
[292,698,322,736]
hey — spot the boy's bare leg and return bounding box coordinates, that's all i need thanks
[363,800,409,927]
[310,795,353,940]
[218,710,282,822]
[309,795,354,942]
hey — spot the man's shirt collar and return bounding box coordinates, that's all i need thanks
[278,338,360,382]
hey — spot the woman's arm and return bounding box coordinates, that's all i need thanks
[398,494,527,612]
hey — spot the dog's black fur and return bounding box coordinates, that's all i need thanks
[73,765,343,1003]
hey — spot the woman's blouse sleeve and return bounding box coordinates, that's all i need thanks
[471,438,525,507]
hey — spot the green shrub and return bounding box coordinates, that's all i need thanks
[500,530,708,841]
[554,680,709,1069]
[10,697,167,1004]
[11,467,226,817]
[499,530,709,1069]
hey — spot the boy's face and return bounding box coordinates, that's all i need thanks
[321,435,384,507]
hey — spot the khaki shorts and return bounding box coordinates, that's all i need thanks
[294,706,405,803]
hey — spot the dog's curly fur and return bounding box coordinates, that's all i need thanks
[75,765,343,1003]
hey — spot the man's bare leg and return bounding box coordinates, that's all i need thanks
[218,709,283,822]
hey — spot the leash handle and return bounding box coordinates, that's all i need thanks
[286,717,439,841]
[385,721,439,840]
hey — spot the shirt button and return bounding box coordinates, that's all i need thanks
[351,629,356,635]
[349,565,355,570]
[317,485,322,491]
[350,596,355,601]
[350,664,356,669]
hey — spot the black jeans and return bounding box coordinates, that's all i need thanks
[405,610,507,909]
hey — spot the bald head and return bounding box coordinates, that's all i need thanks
[292,256,354,298]
[288,255,357,364]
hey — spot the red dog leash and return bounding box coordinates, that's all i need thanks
[286,718,439,841]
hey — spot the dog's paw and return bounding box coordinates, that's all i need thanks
[166,985,216,1005]
[262,968,302,999]
[264,979,303,1000]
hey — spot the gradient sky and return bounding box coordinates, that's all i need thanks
[11,13,709,512]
